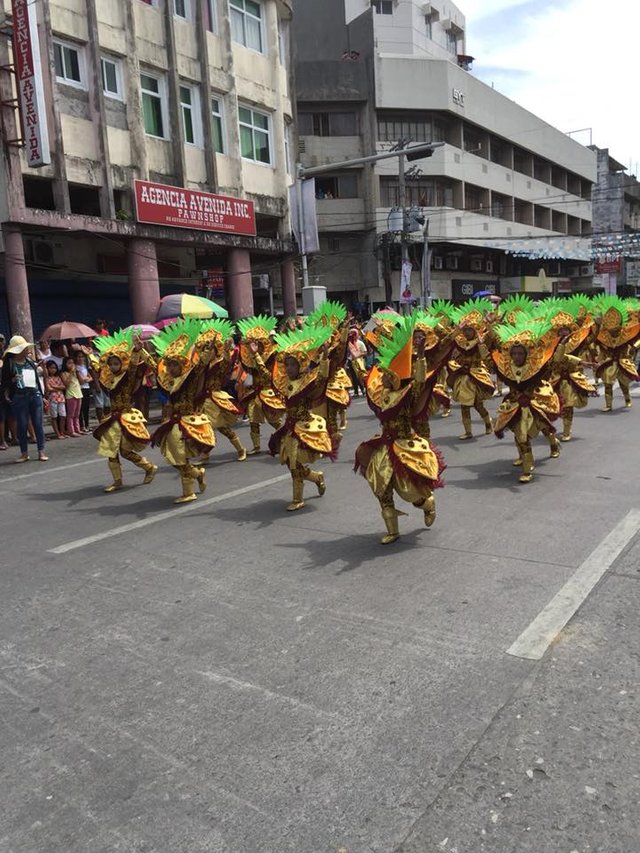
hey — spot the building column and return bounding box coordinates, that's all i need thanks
[281,258,297,317]
[127,238,161,324]
[227,248,254,319]
[3,226,33,339]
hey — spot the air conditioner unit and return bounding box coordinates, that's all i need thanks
[24,238,64,268]
[486,260,494,273]
[470,258,483,272]
[433,256,444,270]
[446,256,459,270]
[580,264,593,276]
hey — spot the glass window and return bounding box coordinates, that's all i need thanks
[180,85,195,144]
[238,105,271,164]
[447,29,458,54]
[372,0,393,13]
[53,41,84,87]
[298,112,357,137]
[230,0,264,52]
[174,0,189,18]
[140,73,166,138]
[101,57,123,100]
[425,14,432,39]
[211,97,225,153]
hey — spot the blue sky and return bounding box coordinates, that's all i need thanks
[463,0,640,174]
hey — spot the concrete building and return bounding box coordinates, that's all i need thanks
[0,0,296,339]
[294,0,597,309]
[590,147,640,295]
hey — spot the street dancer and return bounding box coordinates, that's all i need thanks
[152,320,215,503]
[236,315,285,454]
[447,299,495,439]
[593,296,640,412]
[307,301,351,451]
[267,324,333,512]
[355,316,446,544]
[93,329,157,492]
[491,316,561,484]
[200,319,247,461]
[411,311,453,439]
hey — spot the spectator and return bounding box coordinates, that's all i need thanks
[1,335,48,462]
[60,356,83,437]
[45,360,67,440]
[347,328,367,397]
[89,350,110,421]
[0,333,9,450]
[74,351,93,432]
[36,338,52,363]
[94,319,109,337]
[48,341,67,370]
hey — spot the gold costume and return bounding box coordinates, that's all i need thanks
[201,320,247,461]
[547,309,597,440]
[355,316,445,544]
[92,330,157,492]
[152,320,215,503]
[593,299,640,411]
[236,316,285,454]
[411,313,454,439]
[491,318,562,483]
[268,325,334,511]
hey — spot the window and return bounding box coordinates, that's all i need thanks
[371,0,393,12]
[211,97,225,153]
[101,56,124,100]
[298,111,358,137]
[230,0,264,52]
[425,14,433,39]
[174,0,189,18]
[382,178,453,208]
[315,174,359,200]
[239,105,271,164]
[140,72,167,138]
[179,84,202,145]
[377,114,445,144]
[53,40,85,88]
[446,29,458,55]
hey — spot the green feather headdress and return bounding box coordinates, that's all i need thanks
[494,315,553,344]
[450,298,493,326]
[376,315,416,379]
[274,323,333,356]
[199,318,235,340]
[413,310,440,330]
[498,294,535,317]
[592,294,629,326]
[428,299,456,320]
[236,314,278,339]
[152,318,200,357]
[93,328,135,355]
[306,300,347,328]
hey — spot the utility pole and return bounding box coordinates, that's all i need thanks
[398,147,409,308]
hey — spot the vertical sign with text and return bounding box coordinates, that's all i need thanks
[12,0,51,167]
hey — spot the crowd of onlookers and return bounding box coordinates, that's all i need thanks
[0,315,376,465]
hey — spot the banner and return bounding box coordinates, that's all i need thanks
[134,180,256,236]
[12,0,50,167]
[289,179,320,254]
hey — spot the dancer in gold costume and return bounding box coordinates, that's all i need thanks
[491,316,562,484]
[307,301,351,451]
[200,319,247,461]
[593,296,640,412]
[152,320,215,503]
[236,315,285,454]
[355,316,446,544]
[267,324,334,511]
[447,299,495,439]
[411,311,453,439]
[93,329,157,492]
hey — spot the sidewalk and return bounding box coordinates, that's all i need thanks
[397,532,640,853]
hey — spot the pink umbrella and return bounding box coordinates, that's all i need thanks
[40,321,97,340]
[124,324,160,340]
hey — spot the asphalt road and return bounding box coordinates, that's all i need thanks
[1,384,639,853]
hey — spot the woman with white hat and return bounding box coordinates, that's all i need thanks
[0,335,48,462]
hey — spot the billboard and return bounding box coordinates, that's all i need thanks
[134,180,256,236]
[12,0,51,167]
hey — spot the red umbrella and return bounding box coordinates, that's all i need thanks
[40,321,97,340]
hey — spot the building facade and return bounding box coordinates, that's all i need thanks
[0,0,297,339]
[295,0,597,309]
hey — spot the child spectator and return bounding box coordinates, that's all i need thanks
[74,351,93,432]
[45,360,67,440]
[61,356,83,436]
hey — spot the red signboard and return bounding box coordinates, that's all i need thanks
[12,0,50,167]
[595,257,622,274]
[134,180,256,236]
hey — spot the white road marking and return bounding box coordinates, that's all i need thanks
[0,458,101,484]
[507,508,640,660]
[48,473,290,554]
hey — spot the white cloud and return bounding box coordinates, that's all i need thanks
[465,0,640,174]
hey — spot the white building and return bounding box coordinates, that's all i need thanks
[295,0,597,308]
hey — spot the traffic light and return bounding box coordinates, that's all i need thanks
[405,145,436,162]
